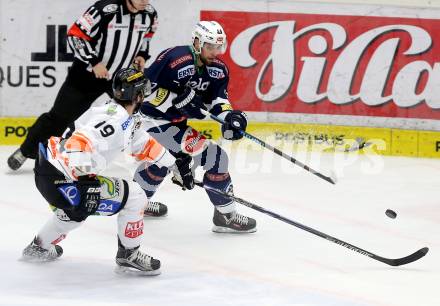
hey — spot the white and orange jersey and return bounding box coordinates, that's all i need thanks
[46,100,174,180]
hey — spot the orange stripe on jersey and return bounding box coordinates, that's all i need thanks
[65,132,93,153]
[67,23,92,41]
[131,137,164,162]
[49,137,61,158]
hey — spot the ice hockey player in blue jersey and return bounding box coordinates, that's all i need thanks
[136,20,256,233]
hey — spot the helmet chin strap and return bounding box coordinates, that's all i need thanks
[190,45,204,73]
[191,43,201,55]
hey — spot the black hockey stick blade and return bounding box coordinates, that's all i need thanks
[376,247,429,266]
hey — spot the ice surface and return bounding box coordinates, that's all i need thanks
[0,145,439,306]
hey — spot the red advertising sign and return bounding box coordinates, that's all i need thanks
[202,10,440,119]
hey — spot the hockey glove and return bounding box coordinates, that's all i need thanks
[76,176,101,217]
[221,110,248,140]
[171,153,195,190]
[172,87,207,119]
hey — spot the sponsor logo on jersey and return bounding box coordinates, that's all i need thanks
[57,184,80,206]
[177,65,195,79]
[103,4,118,14]
[149,88,170,107]
[125,220,144,238]
[188,78,210,91]
[54,179,73,184]
[113,25,129,30]
[169,55,193,69]
[181,128,208,156]
[207,67,225,79]
[96,200,121,214]
[133,24,149,31]
[98,176,121,198]
[121,116,133,130]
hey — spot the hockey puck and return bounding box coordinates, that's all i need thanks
[385,209,397,219]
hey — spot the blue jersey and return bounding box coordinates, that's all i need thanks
[140,45,232,122]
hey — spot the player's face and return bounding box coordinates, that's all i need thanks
[128,0,149,11]
[200,43,223,65]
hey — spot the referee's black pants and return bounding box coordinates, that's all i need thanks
[20,60,112,159]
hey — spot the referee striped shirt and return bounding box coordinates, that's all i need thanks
[67,0,157,77]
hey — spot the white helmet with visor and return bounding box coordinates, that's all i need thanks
[192,21,227,54]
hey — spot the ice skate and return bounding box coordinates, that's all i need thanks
[115,240,161,276]
[22,237,63,262]
[212,209,257,233]
[143,201,168,217]
[7,148,27,171]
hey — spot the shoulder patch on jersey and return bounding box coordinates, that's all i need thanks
[102,4,118,14]
[221,104,233,111]
[149,88,170,107]
[207,66,225,79]
[178,65,195,79]
[107,104,118,115]
[170,55,193,69]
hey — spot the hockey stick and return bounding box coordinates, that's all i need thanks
[195,180,429,266]
[200,109,336,185]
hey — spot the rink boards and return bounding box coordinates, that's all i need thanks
[1,117,439,159]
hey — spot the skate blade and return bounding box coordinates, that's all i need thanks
[20,255,60,263]
[212,225,257,234]
[143,213,168,218]
[114,265,161,276]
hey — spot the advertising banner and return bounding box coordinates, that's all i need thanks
[2,1,440,130]
[202,10,440,121]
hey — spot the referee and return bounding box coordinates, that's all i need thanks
[8,0,158,170]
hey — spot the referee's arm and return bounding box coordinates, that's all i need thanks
[67,4,104,67]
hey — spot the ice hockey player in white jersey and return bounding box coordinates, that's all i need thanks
[136,21,256,233]
[22,68,194,276]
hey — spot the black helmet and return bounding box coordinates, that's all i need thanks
[112,68,150,104]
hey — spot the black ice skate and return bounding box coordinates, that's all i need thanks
[22,237,63,262]
[212,209,257,233]
[7,148,27,171]
[115,240,161,276]
[143,201,168,217]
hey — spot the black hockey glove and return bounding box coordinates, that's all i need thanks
[172,153,195,190]
[75,176,101,217]
[221,110,248,140]
[172,87,207,119]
